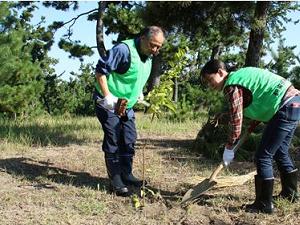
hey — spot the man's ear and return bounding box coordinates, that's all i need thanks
[218,68,227,77]
[140,35,147,41]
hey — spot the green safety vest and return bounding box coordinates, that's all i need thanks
[224,67,291,122]
[95,39,152,108]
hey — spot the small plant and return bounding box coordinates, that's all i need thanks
[146,47,189,121]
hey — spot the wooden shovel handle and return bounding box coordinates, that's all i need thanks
[209,163,224,181]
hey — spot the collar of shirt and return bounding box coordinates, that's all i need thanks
[134,38,151,62]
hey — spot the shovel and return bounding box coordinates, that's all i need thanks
[181,121,259,206]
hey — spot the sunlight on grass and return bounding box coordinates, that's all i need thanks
[75,199,106,216]
[0,114,102,148]
[0,113,205,150]
[136,112,205,136]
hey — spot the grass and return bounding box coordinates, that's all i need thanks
[0,114,300,224]
[0,113,204,149]
[0,114,101,148]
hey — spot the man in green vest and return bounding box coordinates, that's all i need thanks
[94,26,165,196]
[201,59,300,214]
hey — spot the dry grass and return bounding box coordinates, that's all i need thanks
[0,114,300,225]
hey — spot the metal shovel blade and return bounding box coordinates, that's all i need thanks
[181,163,223,206]
[181,178,217,205]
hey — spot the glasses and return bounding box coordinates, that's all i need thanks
[146,36,163,54]
[148,41,162,51]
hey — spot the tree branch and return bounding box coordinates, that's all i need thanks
[61,8,98,40]
[62,8,98,27]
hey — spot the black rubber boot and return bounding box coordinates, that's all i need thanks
[105,154,130,197]
[245,175,261,210]
[245,175,274,214]
[276,169,299,203]
[120,155,144,187]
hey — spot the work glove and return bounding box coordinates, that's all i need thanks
[137,92,150,107]
[223,148,234,166]
[103,93,118,110]
[137,92,144,103]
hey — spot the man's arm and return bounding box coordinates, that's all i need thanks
[96,72,110,97]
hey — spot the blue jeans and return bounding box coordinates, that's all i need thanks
[255,96,300,179]
[95,102,137,158]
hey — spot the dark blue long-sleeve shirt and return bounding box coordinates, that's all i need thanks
[96,43,130,75]
[95,38,149,75]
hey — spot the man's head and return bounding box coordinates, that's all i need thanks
[139,26,165,57]
[200,59,228,91]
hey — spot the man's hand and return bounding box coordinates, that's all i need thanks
[103,93,118,110]
[115,98,128,117]
[223,148,235,166]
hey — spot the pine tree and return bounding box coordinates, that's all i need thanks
[0,2,44,118]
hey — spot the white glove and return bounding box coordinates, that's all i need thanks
[223,148,235,166]
[103,93,118,110]
[137,92,144,103]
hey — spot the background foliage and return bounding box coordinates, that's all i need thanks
[1,1,300,160]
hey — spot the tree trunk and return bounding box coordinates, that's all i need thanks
[210,44,222,60]
[146,55,162,93]
[173,77,178,102]
[245,1,270,67]
[96,1,108,58]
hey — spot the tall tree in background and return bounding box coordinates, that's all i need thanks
[95,1,107,58]
[71,64,95,115]
[0,2,48,118]
[267,37,299,79]
[245,1,270,67]
[245,1,300,67]
[41,1,94,61]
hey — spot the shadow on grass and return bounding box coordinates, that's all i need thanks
[192,193,242,208]
[191,193,261,214]
[0,157,179,199]
[137,138,203,166]
[0,157,109,191]
[137,138,194,151]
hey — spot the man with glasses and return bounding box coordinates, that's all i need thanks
[94,26,165,196]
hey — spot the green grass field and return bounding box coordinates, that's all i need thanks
[0,113,203,149]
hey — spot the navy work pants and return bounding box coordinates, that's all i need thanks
[255,96,300,179]
[95,103,137,158]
